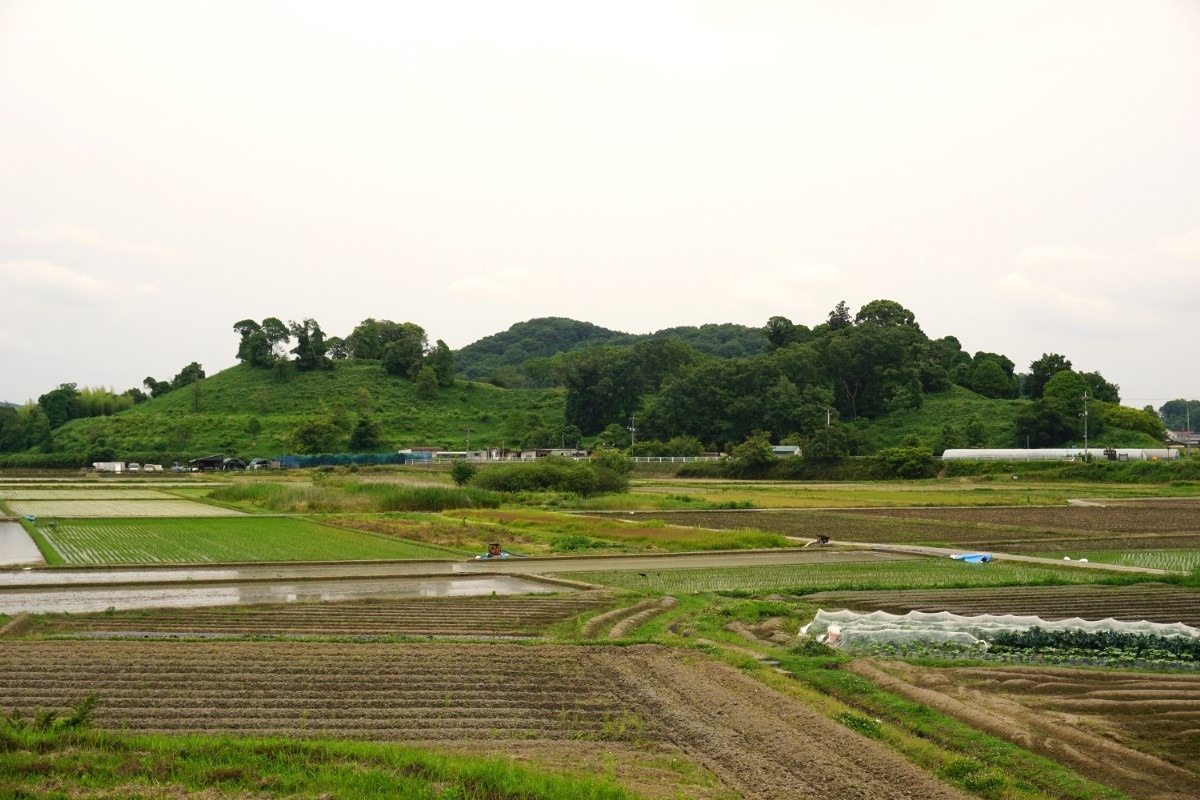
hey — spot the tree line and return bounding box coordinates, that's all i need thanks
[232,316,453,392]
[0,302,1188,458]
[540,299,1162,455]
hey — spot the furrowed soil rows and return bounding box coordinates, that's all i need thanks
[635,506,1200,554]
[851,659,1200,800]
[801,584,1200,626]
[0,642,636,741]
[0,641,972,800]
[20,592,616,637]
[7,499,243,518]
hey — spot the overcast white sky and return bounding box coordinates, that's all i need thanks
[2,1,1198,408]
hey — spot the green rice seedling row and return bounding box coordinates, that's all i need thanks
[552,558,1113,595]
[34,517,465,564]
[1065,549,1200,572]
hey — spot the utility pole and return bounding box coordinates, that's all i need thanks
[826,408,832,427]
[465,426,471,451]
[628,414,636,449]
[1081,392,1090,455]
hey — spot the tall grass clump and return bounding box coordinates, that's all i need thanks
[210,480,500,513]
[470,457,628,496]
[346,482,502,512]
[208,482,357,512]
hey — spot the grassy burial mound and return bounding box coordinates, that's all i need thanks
[47,360,567,459]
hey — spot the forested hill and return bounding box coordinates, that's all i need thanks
[454,317,766,383]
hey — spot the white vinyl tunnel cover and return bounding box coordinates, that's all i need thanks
[799,609,1200,650]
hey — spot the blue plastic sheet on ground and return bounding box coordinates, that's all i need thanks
[951,553,992,563]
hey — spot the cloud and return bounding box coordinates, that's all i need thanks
[1013,245,1113,271]
[0,327,41,356]
[731,261,844,300]
[16,224,184,261]
[447,268,535,298]
[778,261,843,289]
[0,260,159,306]
[991,269,1124,332]
[1152,229,1200,259]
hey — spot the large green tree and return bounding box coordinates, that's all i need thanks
[0,407,27,452]
[172,362,205,389]
[1024,353,1071,399]
[1014,398,1077,447]
[381,323,429,378]
[234,317,290,366]
[1160,399,1199,432]
[289,318,331,371]
[968,357,1019,399]
[37,383,80,429]
[428,340,455,387]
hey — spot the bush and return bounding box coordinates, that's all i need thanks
[471,456,629,496]
[449,459,478,486]
[875,446,936,479]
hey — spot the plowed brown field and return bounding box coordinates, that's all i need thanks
[0,640,969,800]
[19,591,616,637]
[851,659,1200,800]
[634,504,1200,553]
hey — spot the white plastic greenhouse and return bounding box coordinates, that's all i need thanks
[799,609,1200,650]
[941,448,1177,462]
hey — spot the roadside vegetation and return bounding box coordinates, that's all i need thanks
[0,698,640,800]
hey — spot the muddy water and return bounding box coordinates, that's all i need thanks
[0,549,903,615]
[0,574,557,614]
[0,521,43,566]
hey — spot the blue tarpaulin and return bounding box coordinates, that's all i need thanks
[951,553,992,563]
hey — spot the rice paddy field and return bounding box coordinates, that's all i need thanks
[552,558,1124,595]
[0,486,242,518]
[5,474,1200,800]
[28,517,466,564]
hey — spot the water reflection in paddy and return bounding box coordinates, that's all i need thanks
[0,574,559,615]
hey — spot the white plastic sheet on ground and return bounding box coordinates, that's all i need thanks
[799,609,1200,650]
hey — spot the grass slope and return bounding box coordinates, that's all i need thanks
[863,384,1163,450]
[51,361,565,459]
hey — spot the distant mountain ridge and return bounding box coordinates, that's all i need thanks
[454,316,766,382]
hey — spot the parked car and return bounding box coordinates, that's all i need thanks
[247,458,272,470]
[127,463,141,472]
